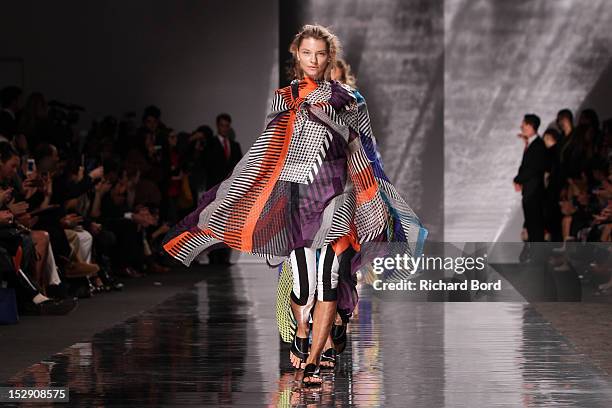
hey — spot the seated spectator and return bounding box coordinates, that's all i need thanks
[0,235,76,316]
[29,144,100,283]
[18,92,51,151]
[184,125,212,201]
[105,204,167,277]
[161,129,192,223]
[0,142,76,314]
[139,105,168,148]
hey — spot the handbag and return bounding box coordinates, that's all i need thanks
[176,175,194,209]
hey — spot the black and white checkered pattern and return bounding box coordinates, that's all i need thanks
[279,112,329,184]
[305,83,332,105]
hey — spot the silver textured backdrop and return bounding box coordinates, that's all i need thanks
[445,0,612,242]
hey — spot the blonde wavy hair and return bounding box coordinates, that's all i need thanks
[334,58,357,88]
[288,24,342,81]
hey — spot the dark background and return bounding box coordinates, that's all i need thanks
[0,0,278,153]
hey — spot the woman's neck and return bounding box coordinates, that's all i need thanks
[304,74,323,81]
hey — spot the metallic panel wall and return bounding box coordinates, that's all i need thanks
[445,0,612,242]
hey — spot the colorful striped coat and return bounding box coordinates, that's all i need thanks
[163,77,428,281]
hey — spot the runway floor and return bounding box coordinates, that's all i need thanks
[3,263,612,407]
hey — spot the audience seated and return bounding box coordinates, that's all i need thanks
[0,85,242,319]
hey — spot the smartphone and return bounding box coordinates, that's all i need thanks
[27,159,36,175]
[154,145,162,151]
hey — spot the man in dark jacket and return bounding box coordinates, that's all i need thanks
[203,113,243,189]
[203,113,243,264]
[514,114,547,247]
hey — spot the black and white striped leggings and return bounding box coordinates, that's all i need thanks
[290,245,339,306]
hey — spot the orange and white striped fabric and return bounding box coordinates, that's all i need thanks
[163,77,427,269]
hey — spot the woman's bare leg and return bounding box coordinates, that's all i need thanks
[289,297,313,369]
[320,312,344,367]
[303,300,336,383]
[561,216,572,241]
[304,244,341,380]
[288,249,317,369]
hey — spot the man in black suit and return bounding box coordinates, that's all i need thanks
[0,86,22,139]
[204,113,243,189]
[514,114,547,252]
[204,113,243,264]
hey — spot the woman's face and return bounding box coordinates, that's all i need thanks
[168,131,178,147]
[144,116,159,132]
[0,156,20,179]
[543,134,556,148]
[557,117,572,133]
[298,37,329,80]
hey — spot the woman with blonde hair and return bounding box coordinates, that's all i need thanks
[163,24,427,386]
[331,58,357,88]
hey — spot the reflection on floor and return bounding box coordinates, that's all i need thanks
[3,263,612,407]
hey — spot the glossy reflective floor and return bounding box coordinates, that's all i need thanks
[3,263,612,407]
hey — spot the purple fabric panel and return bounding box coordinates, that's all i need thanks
[336,247,359,318]
[162,183,221,245]
[329,81,355,111]
[298,160,346,242]
[336,278,358,317]
[287,183,304,249]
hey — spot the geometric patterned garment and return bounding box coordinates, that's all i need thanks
[276,260,297,343]
[163,77,428,275]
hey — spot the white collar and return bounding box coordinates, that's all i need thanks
[526,133,539,147]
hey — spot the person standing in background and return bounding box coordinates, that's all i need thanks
[542,128,563,242]
[556,109,574,183]
[203,113,243,265]
[204,113,242,190]
[514,114,547,260]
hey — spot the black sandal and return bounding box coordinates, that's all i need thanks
[320,348,337,370]
[331,323,347,354]
[302,363,321,386]
[290,336,309,368]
